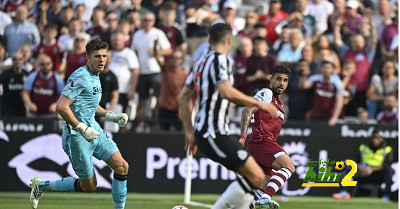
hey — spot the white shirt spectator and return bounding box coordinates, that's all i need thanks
[72,0,99,23]
[58,32,90,51]
[109,48,139,94]
[0,11,12,35]
[306,0,333,34]
[131,27,171,75]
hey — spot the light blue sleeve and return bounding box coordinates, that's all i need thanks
[23,72,38,91]
[308,74,323,84]
[331,76,344,95]
[55,73,65,95]
[254,88,273,103]
[62,72,86,101]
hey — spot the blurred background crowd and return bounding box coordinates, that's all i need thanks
[0,0,397,133]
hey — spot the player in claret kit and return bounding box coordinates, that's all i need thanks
[240,65,295,209]
[29,38,130,209]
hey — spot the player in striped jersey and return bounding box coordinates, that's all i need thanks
[179,23,279,209]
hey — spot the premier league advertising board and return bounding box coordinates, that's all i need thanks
[0,121,397,197]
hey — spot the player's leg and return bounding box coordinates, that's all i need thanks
[107,151,129,209]
[254,154,294,209]
[30,134,97,208]
[95,132,128,209]
[196,134,267,209]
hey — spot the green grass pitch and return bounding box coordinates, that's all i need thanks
[0,192,397,209]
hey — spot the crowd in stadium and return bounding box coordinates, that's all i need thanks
[0,0,397,132]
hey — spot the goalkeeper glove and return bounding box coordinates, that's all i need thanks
[75,122,99,141]
[105,110,129,127]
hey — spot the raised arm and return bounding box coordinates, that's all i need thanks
[218,82,278,117]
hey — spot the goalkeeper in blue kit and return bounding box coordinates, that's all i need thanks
[30,38,130,209]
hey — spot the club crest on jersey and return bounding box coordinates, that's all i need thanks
[93,86,102,95]
[70,80,77,87]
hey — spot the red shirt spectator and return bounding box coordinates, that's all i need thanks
[34,23,64,71]
[1,0,24,18]
[259,0,289,43]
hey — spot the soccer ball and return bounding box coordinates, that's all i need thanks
[172,205,189,209]
[335,161,345,171]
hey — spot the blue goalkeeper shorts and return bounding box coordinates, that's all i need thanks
[62,123,119,180]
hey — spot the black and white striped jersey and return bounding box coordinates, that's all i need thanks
[185,50,234,139]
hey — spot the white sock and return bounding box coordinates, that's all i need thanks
[211,181,254,209]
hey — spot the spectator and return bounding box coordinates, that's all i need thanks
[185,0,220,54]
[157,3,188,52]
[259,0,289,44]
[238,11,259,39]
[286,59,314,121]
[372,0,392,36]
[97,51,119,126]
[0,51,28,118]
[245,36,277,95]
[356,107,376,124]
[155,47,187,131]
[376,95,398,124]
[121,0,150,19]
[234,37,253,95]
[85,6,106,37]
[110,32,140,114]
[212,0,245,36]
[253,22,268,39]
[62,32,88,82]
[334,17,376,116]
[301,44,320,74]
[18,44,34,73]
[34,23,64,73]
[4,5,40,57]
[71,1,99,24]
[59,6,75,35]
[340,59,357,113]
[39,0,64,33]
[333,129,393,200]
[342,0,361,37]
[21,53,64,118]
[271,25,291,55]
[58,19,90,52]
[1,0,24,18]
[295,0,316,35]
[381,12,398,59]
[0,7,12,36]
[299,61,344,126]
[367,60,398,117]
[100,11,119,47]
[277,28,305,64]
[314,35,341,73]
[73,3,88,27]
[142,0,166,19]
[117,19,133,48]
[306,0,334,34]
[124,8,142,34]
[131,12,172,132]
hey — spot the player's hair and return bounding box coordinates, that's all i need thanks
[321,60,335,68]
[86,38,108,56]
[209,23,232,45]
[44,23,58,32]
[271,65,291,76]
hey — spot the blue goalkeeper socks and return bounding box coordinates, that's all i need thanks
[112,173,127,209]
[39,177,76,192]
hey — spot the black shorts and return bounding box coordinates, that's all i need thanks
[195,132,249,171]
[137,73,161,100]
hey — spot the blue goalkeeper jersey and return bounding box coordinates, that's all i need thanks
[62,65,102,129]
